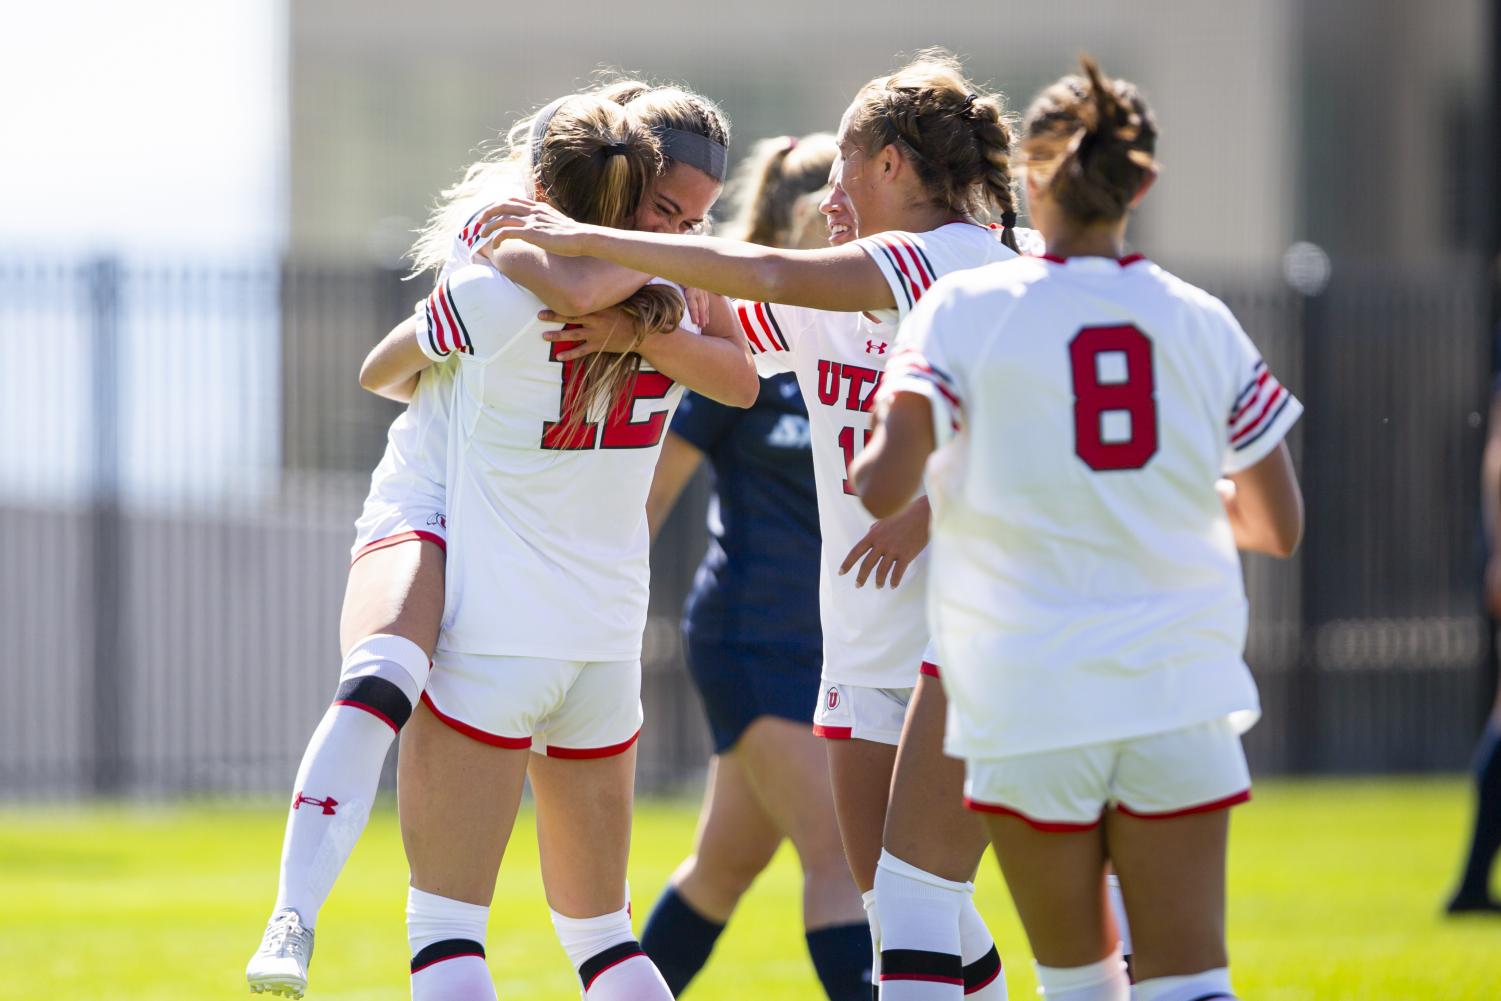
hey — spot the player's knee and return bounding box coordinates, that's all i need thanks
[333,633,430,733]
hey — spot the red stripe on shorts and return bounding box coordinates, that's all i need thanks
[545,728,641,759]
[963,797,1102,832]
[419,691,532,749]
[1114,788,1251,820]
[812,724,853,739]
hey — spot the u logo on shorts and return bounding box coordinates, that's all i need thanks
[827,687,840,711]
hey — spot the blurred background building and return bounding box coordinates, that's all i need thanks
[1,0,1497,797]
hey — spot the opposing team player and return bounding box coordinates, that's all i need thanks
[245,82,733,999]
[479,50,1027,1000]
[852,57,1304,1001]
[361,92,755,1001]
[636,133,874,1000]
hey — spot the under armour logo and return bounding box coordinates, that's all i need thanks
[294,792,338,815]
[826,687,840,710]
[866,340,887,355]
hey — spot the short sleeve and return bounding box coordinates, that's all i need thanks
[854,225,1010,326]
[733,299,816,376]
[878,290,964,449]
[670,389,738,455]
[1221,309,1303,474]
[415,262,540,364]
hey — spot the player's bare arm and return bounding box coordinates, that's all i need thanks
[1221,442,1304,558]
[475,198,897,313]
[359,315,430,402]
[851,390,935,519]
[645,432,706,542]
[487,239,656,318]
[541,293,757,408]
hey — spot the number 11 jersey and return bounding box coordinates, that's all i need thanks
[735,222,1025,689]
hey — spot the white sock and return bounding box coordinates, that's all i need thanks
[407,886,494,1000]
[1131,968,1234,1001]
[274,634,428,927]
[958,894,1007,999]
[1105,874,1133,960]
[1035,947,1129,1001]
[551,902,671,1000]
[874,850,967,999]
[863,888,883,991]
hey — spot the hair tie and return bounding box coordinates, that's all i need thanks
[962,93,979,113]
[605,142,630,157]
[1000,210,1017,229]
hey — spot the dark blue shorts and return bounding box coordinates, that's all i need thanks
[683,632,823,753]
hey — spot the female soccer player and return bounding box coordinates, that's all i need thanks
[636,133,873,1000]
[479,50,1025,1000]
[246,84,736,999]
[364,92,755,1001]
[851,57,1305,1001]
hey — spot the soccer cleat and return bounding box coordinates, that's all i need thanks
[247,908,315,997]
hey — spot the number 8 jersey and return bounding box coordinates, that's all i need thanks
[414,263,693,661]
[882,253,1303,759]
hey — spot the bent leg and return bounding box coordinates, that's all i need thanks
[878,677,997,1000]
[736,716,871,1000]
[983,812,1124,1001]
[1103,808,1230,984]
[267,539,444,933]
[397,702,529,999]
[531,747,672,1000]
[642,753,783,994]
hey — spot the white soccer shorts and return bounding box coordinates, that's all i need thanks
[421,651,643,758]
[812,677,914,746]
[963,715,1252,830]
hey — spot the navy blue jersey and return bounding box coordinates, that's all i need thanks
[673,373,822,649]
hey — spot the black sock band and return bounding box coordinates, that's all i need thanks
[880,948,963,986]
[334,675,414,732]
[579,940,644,989]
[411,938,485,974]
[962,945,1002,994]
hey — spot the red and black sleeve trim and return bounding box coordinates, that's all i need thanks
[410,938,486,974]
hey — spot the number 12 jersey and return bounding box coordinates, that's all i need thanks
[415,264,693,662]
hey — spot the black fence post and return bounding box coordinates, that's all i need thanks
[89,256,125,794]
[1292,281,1327,774]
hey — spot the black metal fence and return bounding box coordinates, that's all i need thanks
[0,256,1491,798]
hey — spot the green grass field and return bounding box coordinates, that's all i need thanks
[3,778,1497,1000]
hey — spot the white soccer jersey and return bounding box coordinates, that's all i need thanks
[881,253,1303,759]
[734,222,1023,688]
[417,264,693,661]
[351,209,501,557]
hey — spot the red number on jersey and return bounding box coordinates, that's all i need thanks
[1068,324,1157,471]
[837,424,872,495]
[542,336,674,451]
